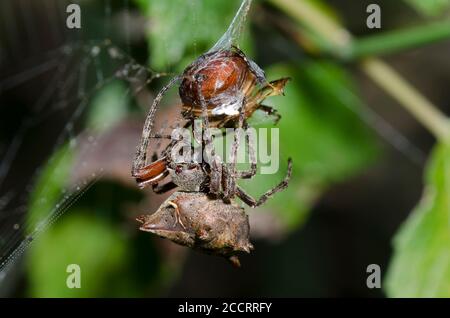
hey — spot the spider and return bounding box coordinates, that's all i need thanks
[135,105,292,267]
[131,46,289,181]
[132,46,293,266]
[133,94,293,229]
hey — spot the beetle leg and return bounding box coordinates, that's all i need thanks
[236,158,293,207]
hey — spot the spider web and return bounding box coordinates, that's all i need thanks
[0,0,261,290]
[0,0,178,293]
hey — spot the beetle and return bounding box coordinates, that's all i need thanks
[137,191,254,267]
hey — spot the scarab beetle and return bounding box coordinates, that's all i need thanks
[179,46,289,127]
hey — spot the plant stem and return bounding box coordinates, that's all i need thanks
[352,21,450,58]
[361,58,450,140]
[270,0,352,50]
[269,0,450,142]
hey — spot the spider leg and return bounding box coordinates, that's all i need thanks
[224,99,246,200]
[236,158,293,207]
[211,129,228,138]
[234,186,256,207]
[196,77,223,196]
[192,118,203,148]
[196,79,216,162]
[238,124,257,179]
[134,135,173,190]
[132,75,181,177]
[152,181,177,194]
[149,133,173,140]
[221,163,231,203]
[133,157,169,189]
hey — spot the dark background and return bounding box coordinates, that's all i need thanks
[0,0,449,297]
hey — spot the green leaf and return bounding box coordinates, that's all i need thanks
[386,143,450,297]
[404,0,450,17]
[240,61,379,229]
[28,145,74,227]
[134,0,253,70]
[352,21,450,59]
[27,212,128,297]
[26,141,179,296]
[86,81,129,132]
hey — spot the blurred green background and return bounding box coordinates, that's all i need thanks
[0,0,449,297]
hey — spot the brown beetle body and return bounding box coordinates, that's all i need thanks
[178,48,289,128]
[133,157,168,189]
[179,49,256,115]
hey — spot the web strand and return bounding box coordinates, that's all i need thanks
[0,35,166,284]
